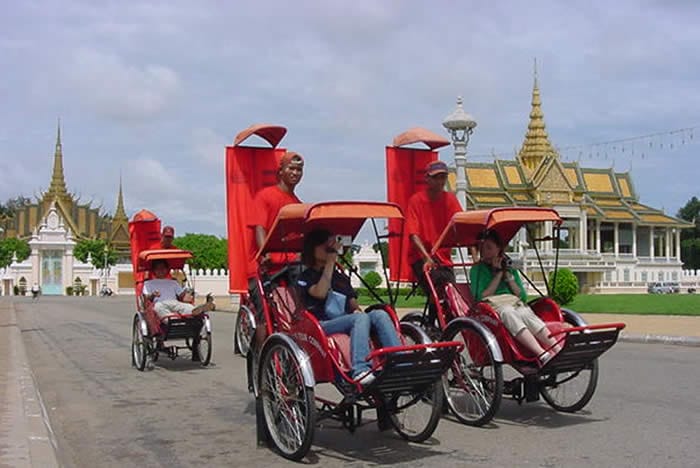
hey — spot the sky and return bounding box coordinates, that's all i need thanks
[1,0,699,238]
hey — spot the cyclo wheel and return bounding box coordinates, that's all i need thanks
[197,324,212,366]
[259,338,315,461]
[539,359,599,412]
[388,322,443,442]
[234,305,256,357]
[442,322,503,426]
[131,315,148,371]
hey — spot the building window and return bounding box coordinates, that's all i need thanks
[623,269,630,282]
[587,220,597,251]
[658,271,664,281]
[600,223,614,253]
[359,262,375,276]
[605,271,612,282]
[653,230,666,257]
[641,271,648,282]
[558,219,579,249]
[618,223,633,254]
[672,272,678,280]
[637,226,651,256]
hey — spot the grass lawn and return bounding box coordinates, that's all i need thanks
[358,294,427,309]
[360,293,700,316]
[562,294,700,316]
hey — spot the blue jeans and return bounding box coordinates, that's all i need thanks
[320,310,402,377]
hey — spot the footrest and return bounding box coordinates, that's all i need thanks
[543,323,625,372]
[367,342,462,395]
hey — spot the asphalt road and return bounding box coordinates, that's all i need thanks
[12,297,699,468]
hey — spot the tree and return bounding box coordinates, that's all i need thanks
[0,237,31,268]
[681,238,700,271]
[363,271,382,290]
[677,196,700,241]
[0,195,31,217]
[548,268,579,305]
[173,234,228,270]
[74,239,118,269]
[372,241,389,264]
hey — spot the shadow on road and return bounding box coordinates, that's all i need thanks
[491,400,608,428]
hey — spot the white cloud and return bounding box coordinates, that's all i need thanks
[65,48,181,122]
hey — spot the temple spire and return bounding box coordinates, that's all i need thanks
[517,60,558,173]
[48,119,69,198]
[114,174,127,221]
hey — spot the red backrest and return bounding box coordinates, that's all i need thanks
[271,286,299,332]
[444,283,471,320]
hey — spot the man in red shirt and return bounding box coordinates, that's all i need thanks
[247,151,304,345]
[160,226,176,249]
[406,161,463,322]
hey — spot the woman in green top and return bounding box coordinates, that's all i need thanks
[470,230,561,365]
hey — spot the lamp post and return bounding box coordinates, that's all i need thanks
[442,96,477,209]
[102,245,108,289]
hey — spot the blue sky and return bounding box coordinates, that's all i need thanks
[1,0,699,237]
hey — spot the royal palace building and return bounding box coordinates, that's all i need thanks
[447,74,693,293]
[0,125,130,295]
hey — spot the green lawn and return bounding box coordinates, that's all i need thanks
[360,293,700,316]
[564,294,700,316]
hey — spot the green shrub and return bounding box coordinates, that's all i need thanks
[66,286,74,296]
[549,268,579,305]
[362,271,382,290]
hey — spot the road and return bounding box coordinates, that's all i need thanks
[11,297,699,467]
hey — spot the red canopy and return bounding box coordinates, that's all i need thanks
[137,249,194,272]
[258,201,404,257]
[431,207,562,253]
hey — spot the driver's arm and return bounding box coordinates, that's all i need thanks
[255,225,267,250]
[409,234,433,263]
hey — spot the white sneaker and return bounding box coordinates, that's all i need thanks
[354,370,376,386]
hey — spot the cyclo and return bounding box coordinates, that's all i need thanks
[383,128,625,425]
[402,207,626,425]
[242,201,463,460]
[129,210,213,370]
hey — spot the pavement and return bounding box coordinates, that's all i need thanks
[1,296,699,467]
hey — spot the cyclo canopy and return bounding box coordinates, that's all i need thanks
[257,201,404,259]
[431,207,562,255]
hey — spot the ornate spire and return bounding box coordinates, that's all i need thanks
[113,174,128,221]
[48,119,69,198]
[517,60,558,173]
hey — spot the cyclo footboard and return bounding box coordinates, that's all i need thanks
[543,323,626,373]
[366,342,462,395]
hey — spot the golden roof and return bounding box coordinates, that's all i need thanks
[512,194,530,201]
[583,173,614,193]
[595,199,623,207]
[641,214,679,224]
[502,165,522,185]
[466,167,500,188]
[603,209,634,220]
[617,177,632,198]
[474,194,508,203]
[563,167,579,188]
[517,64,559,172]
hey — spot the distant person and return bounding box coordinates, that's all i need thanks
[31,282,41,300]
[247,151,304,348]
[160,226,176,249]
[143,259,215,319]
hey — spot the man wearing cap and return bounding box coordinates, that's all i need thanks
[161,226,176,249]
[406,160,463,321]
[247,151,304,346]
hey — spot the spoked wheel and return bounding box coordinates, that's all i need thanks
[388,384,443,442]
[131,316,148,371]
[442,323,503,426]
[234,305,256,357]
[540,360,599,412]
[259,340,315,461]
[197,325,212,366]
[387,322,443,442]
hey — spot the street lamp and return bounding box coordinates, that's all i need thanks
[102,245,109,288]
[442,96,477,209]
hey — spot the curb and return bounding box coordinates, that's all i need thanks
[619,333,700,347]
[5,302,61,467]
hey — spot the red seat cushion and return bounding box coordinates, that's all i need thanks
[327,333,352,372]
[272,287,298,331]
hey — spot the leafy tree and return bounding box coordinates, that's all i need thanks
[681,238,700,271]
[74,239,118,269]
[548,268,579,305]
[363,271,382,290]
[677,196,700,241]
[0,195,31,217]
[372,241,389,264]
[0,237,31,268]
[173,234,228,270]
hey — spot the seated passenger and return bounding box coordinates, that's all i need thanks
[143,259,214,319]
[470,230,561,365]
[297,229,401,386]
